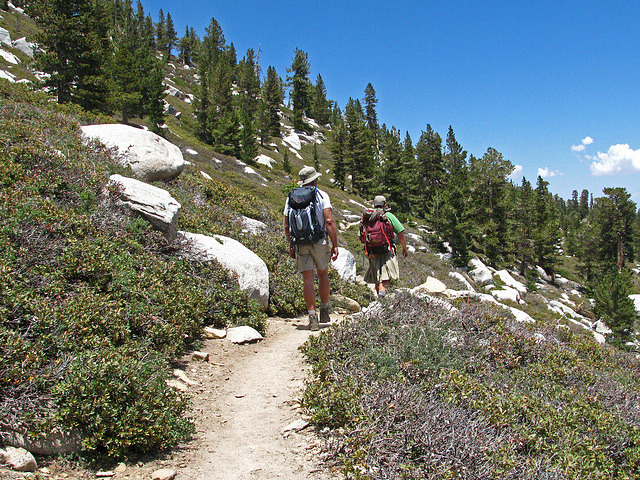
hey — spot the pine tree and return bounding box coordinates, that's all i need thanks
[344,98,374,195]
[594,268,637,348]
[262,66,283,138]
[196,18,238,150]
[415,125,444,220]
[592,187,637,273]
[282,149,292,175]
[237,49,260,122]
[313,143,320,171]
[178,26,198,66]
[532,176,560,276]
[155,9,165,51]
[164,12,177,60]
[27,0,111,112]
[440,126,470,266]
[240,113,258,164]
[313,74,331,125]
[469,147,514,265]
[363,83,379,133]
[379,125,406,210]
[108,1,164,127]
[513,177,535,275]
[401,132,421,211]
[286,48,311,131]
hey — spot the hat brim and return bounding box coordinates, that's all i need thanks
[298,172,322,186]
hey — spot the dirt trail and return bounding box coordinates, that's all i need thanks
[170,315,341,480]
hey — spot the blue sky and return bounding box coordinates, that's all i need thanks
[142,0,640,204]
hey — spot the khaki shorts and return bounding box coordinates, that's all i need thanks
[295,237,331,273]
[364,250,400,284]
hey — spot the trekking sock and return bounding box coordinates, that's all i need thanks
[320,303,328,309]
[308,310,316,316]
[378,290,386,298]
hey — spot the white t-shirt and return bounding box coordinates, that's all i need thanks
[283,187,332,228]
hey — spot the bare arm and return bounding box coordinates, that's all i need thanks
[323,208,339,261]
[396,232,409,258]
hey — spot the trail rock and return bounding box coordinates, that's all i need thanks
[1,446,37,472]
[152,468,177,480]
[333,294,361,313]
[227,326,263,344]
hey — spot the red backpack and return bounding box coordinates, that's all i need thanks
[359,208,395,256]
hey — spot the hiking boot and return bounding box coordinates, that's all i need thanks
[319,306,330,324]
[308,314,319,331]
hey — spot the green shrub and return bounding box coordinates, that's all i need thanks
[51,345,194,458]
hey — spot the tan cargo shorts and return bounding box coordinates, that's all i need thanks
[295,237,331,273]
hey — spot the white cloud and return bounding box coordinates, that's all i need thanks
[590,144,640,176]
[538,167,562,178]
[571,136,594,153]
[509,164,523,180]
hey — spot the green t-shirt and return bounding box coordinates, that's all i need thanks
[385,211,405,234]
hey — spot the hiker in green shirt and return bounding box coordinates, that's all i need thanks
[363,195,408,298]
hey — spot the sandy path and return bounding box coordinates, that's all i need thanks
[166,316,341,480]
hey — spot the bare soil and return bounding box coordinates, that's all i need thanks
[4,316,343,480]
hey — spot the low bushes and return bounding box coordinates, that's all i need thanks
[301,291,640,479]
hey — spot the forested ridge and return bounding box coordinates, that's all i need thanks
[2,0,640,477]
[21,0,640,287]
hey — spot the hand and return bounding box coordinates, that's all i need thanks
[402,247,409,258]
[331,246,339,261]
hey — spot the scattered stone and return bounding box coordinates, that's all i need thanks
[95,471,115,477]
[203,327,226,339]
[180,231,270,309]
[166,379,189,392]
[173,369,198,386]
[151,468,177,480]
[114,463,127,473]
[192,351,210,361]
[282,419,309,434]
[468,258,494,285]
[333,294,361,313]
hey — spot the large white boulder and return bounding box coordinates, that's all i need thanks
[81,124,185,182]
[468,258,494,285]
[180,231,269,309]
[106,175,181,241]
[12,37,34,57]
[411,276,447,295]
[495,270,527,293]
[0,27,11,46]
[630,294,640,314]
[331,247,356,282]
[491,286,521,303]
